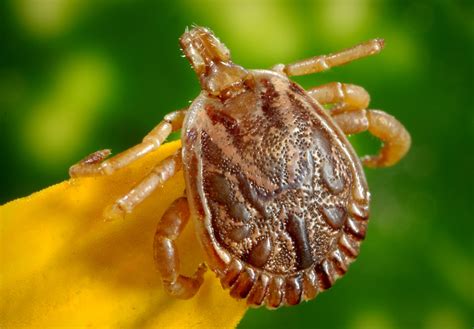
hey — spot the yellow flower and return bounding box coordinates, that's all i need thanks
[0,140,247,328]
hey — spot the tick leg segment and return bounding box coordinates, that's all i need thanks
[154,197,207,299]
[69,109,186,177]
[332,109,411,167]
[308,82,370,111]
[104,150,183,221]
[277,39,384,77]
[307,82,410,167]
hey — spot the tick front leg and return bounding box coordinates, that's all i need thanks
[154,197,207,299]
[274,39,384,77]
[332,109,411,167]
[104,150,183,221]
[69,109,186,177]
[307,82,370,111]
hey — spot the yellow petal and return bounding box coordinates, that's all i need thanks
[0,140,247,328]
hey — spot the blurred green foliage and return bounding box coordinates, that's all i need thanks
[0,0,472,328]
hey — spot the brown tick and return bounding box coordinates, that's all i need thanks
[70,26,411,308]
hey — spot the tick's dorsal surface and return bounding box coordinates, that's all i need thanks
[70,26,410,309]
[182,70,370,306]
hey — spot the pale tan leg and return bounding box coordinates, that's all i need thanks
[154,197,207,299]
[307,82,370,111]
[104,150,183,221]
[332,109,411,168]
[308,83,410,167]
[274,39,384,77]
[69,110,186,177]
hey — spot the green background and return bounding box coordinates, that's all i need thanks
[1,1,472,328]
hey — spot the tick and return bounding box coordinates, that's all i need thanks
[70,26,411,308]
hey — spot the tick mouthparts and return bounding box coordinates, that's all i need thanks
[180,26,231,75]
[179,26,249,96]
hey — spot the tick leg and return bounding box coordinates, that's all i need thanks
[274,39,384,77]
[69,109,186,177]
[154,197,207,299]
[307,82,370,111]
[104,150,183,221]
[306,82,410,167]
[332,109,411,167]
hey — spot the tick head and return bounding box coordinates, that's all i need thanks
[180,26,231,74]
[180,26,249,97]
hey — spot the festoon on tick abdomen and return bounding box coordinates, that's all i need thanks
[70,26,411,308]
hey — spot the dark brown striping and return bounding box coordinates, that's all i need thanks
[237,173,270,218]
[205,104,240,136]
[247,236,272,267]
[246,273,270,306]
[208,173,233,204]
[289,81,305,96]
[200,131,223,166]
[207,173,251,224]
[315,262,332,290]
[260,78,286,129]
[229,203,251,222]
[221,259,244,289]
[201,131,241,178]
[266,277,284,308]
[313,129,345,194]
[260,79,279,116]
[285,90,309,122]
[229,224,252,241]
[321,205,347,229]
[285,275,303,305]
[286,214,314,270]
[230,267,256,299]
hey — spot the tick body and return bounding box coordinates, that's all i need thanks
[70,26,411,308]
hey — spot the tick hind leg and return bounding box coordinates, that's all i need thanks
[104,150,183,221]
[69,110,186,177]
[333,109,411,167]
[154,197,207,299]
[308,82,411,167]
[274,39,384,77]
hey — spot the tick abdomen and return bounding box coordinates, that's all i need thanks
[183,71,370,283]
